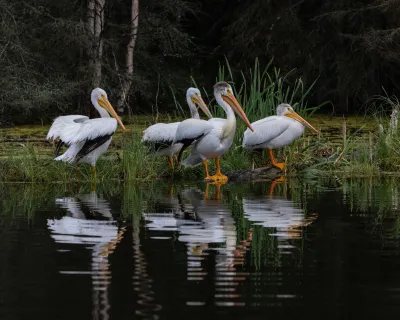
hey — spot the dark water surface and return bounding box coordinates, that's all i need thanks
[1,177,400,319]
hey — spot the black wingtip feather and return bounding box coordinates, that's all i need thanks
[177,143,190,164]
[75,133,113,162]
[54,140,64,156]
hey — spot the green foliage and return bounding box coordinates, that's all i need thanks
[2,60,400,183]
[217,0,400,113]
[191,58,329,148]
[2,0,400,127]
[217,57,325,118]
[0,0,83,125]
[0,0,200,125]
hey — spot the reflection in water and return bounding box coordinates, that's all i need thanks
[144,183,253,307]
[47,191,125,320]
[132,208,162,319]
[180,183,249,270]
[242,178,318,256]
[6,178,400,319]
[242,196,316,240]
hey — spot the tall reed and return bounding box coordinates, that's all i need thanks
[194,57,328,143]
[5,59,400,182]
[189,57,330,170]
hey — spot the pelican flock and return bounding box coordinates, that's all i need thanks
[46,83,319,181]
[141,87,212,169]
[173,81,254,182]
[243,103,318,170]
[46,88,126,177]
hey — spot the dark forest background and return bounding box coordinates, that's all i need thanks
[1,0,400,125]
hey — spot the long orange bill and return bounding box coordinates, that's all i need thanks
[285,112,318,133]
[222,93,254,132]
[99,98,127,131]
[193,96,213,118]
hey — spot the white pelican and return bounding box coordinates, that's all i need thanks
[46,88,126,177]
[49,192,125,317]
[242,103,318,170]
[174,81,254,182]
[141,87,212,169]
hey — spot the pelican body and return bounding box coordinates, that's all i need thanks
[141,88,212,168]
[46,88,126,176]
[174,81,254,182]
[242,103,318,170]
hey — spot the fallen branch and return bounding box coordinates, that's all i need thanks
[226,166,282,182]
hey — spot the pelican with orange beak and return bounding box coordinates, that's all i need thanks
[174,81,254,182]
[242,103,318,170]
[141,87,212,169]
[46,88,126,177]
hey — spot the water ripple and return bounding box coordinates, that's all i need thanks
[47,192,124,320]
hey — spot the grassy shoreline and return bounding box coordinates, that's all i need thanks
[1,59,399,183]
[0,116,396,183]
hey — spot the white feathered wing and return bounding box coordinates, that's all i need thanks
[173,119,214,167]
[243,116,304,150]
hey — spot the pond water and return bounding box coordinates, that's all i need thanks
[1,177,400,319]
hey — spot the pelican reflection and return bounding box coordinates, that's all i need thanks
[243,177,318,242]
[47,191,125,320]
[143,183,253,307]
[178,183,238,269]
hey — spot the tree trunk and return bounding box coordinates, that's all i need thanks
[86,0,95,71]
[87,0,104,90]
[93,0,105,88]
[117,0,139,115]
[87,0,95,40]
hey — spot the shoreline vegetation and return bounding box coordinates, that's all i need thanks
[1,59,399,183]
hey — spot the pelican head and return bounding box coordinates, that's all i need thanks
[91,88,126,131]
[186,87,213,118]
[277,103,318,133]
[213,81,254,132]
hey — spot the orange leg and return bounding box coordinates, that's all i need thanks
[204,182,224,200]
[92,166,96,178]
[268,149,285,170]
[168,156,175,169]
[206,157,228,182]
[269,176,286,195]
[203,160,212,180]
[215,182,222,200]
[204,182,209,200]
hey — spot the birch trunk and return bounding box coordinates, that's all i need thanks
[117,0,139,115]
[87,0,104,89]
[87,0,95,42]
[87,0,94,79]
[93,0,105,88]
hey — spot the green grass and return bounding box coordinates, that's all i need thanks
[192,57,331,146]
[1,58,400,182]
